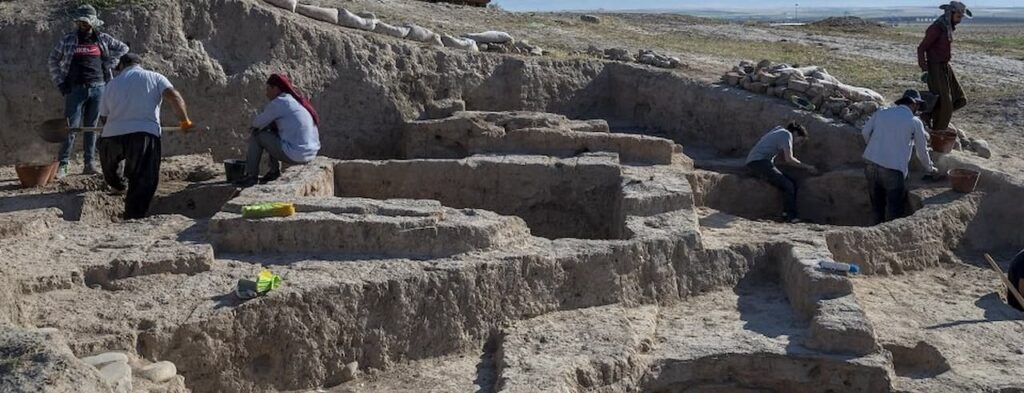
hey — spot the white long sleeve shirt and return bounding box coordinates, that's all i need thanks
[861,105,934,177]
[252,94,320,163]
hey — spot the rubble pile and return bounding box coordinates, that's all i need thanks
[721,60,885,127]
[583,46,684,69]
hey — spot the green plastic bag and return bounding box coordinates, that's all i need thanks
[256,269,282,294]
[236,269,283,300]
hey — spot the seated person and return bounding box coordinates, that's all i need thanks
[1009,250,1024,311]
[239,73,320,186]
[745,121,817,223]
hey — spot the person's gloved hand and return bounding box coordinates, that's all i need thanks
[180,118,195,133]
[58,83,71,96]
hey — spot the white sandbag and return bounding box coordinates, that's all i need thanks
[462,31,515,45]
[441,34,478,52]
[809,70,840,84]
[264,0,297,12]
[338,8,376,31]
[840,84,885,103]
[295,4,338,24]
[373,22,410,38]
[404,23,437,43]
[429,34,444,47]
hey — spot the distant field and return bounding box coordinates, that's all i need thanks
[798,21,1024,61]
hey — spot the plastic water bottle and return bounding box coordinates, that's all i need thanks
[818,260,860,274]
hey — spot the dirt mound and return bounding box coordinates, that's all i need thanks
[810,16,887,31]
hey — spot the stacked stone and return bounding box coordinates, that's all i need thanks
[479,40,545,56]
[722,60,885,128]
[579,46,682,69]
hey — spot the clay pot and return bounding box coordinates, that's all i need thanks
[15,162,58,188]
[948,168,979,193]
[929,130,958,153]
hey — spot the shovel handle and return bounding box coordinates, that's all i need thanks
[985,253,1024,311]
[72,127,184,133]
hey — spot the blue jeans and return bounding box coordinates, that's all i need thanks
[59,83,105,165]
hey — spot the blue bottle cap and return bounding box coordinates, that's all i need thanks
[848,263,860,274]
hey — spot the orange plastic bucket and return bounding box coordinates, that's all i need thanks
[929,130,958,153]
[948,168,979,193]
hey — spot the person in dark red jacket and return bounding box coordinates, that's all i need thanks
[918,2,971,132]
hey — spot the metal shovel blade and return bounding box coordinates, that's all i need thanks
[38,118,74,143]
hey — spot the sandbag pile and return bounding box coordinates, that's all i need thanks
[459,31,543,56]
[721,60,886,127]
[263,0,491,52]
[638,49,682,69]
[581,46,682,69]
[296,4,339,24]
[478,40,543,56]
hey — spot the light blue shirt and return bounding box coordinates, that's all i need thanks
[861,105,934,177]
[98,65,173,137]
[746,127,793,164]
[252,94,320,163]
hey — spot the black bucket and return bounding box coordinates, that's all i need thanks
[223,159,246,183]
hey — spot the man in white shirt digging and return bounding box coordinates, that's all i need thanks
[98,54,193,219]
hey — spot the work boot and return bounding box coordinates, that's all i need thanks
[259,170,281,184]
[233,176,258,188]
[82,162,98,175]
[55,163,68,179]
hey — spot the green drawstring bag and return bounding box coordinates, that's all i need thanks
[256,269,282,294]
[236,269,283,300]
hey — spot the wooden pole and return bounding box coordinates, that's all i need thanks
[985,253,1024,311]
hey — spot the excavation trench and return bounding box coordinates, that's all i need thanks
[332,155,627,240]
[688,168,932,227]
[0,165,237,222]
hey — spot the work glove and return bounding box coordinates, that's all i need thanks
[180,119,195,133]
[58,83,71,96]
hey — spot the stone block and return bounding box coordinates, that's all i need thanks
[424,98,466,120]
[788,79,810,93]
[807,295,880,356]
[748,82,768,94]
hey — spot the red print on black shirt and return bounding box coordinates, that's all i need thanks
[74,43,101,58]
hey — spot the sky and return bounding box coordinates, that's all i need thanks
[492,0,1021,12]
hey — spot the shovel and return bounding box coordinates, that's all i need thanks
[37,118,185,143]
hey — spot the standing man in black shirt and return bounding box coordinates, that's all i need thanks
[47,5,129,178]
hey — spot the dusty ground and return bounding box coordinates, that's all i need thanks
[855,262,1024,392]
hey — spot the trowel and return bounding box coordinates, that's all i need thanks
[37,118,185,143]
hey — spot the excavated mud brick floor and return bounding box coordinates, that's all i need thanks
[2,111,1024,393]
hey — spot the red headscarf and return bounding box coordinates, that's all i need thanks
[267,73,320,126]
